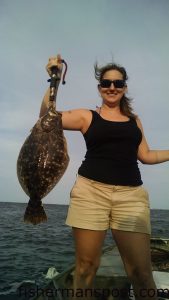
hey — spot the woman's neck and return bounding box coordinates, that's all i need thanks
[101,103,121,113]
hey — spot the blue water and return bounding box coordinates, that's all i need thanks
[0,202,169,299]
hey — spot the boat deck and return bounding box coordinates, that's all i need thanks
[32,238,169,300]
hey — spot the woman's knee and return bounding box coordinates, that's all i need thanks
[128,267,154,286]
[76,256,100,279]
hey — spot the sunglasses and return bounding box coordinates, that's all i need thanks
[100,79,126,89]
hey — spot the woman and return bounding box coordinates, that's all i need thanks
[40,55,169,300]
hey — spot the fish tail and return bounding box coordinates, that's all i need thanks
[24,198,47,225]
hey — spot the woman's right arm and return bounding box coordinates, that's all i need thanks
[61,109,91,131]
[39,55,91,132]
[40,90,91,131]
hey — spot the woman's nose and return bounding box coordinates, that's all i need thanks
[109,82,115,89]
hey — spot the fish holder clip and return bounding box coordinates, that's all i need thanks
[48,59,68,102]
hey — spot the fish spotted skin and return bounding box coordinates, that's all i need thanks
[17,106,69,225]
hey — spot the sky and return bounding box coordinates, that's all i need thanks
[0,0,169,209]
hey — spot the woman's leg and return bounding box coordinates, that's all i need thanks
[72,228,107,300]
[111,230,157,300]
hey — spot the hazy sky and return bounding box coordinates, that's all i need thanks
[0,0,169,209]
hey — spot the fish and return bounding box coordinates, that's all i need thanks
[17,106,69,225]
[17,59,69,225]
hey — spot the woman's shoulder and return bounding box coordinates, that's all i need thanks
[134,116,144,132]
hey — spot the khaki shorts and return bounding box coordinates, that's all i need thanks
[65,175,151,234]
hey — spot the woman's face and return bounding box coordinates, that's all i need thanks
[98,69,127,106]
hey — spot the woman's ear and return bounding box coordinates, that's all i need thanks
[124,84,128,93]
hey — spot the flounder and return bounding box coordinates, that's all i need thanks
[17,60,69,225]
[17,107,69,225]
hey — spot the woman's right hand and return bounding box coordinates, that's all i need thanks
[46,54,63,77]
[45,54,92,133]
[43,54,92,133]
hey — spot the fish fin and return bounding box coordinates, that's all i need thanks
[24,198,47,225]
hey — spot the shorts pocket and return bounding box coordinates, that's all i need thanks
[69,176,88,198]
[70,183,79,198]
[139,186,150,207]
[69,178,79,197]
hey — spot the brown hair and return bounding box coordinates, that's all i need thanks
[94,62,137,119]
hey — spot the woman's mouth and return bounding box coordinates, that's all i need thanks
[106,92,118,96]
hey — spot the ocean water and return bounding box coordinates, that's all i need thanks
[0,202,169,299]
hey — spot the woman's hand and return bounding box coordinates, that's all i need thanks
[46,54,63,77]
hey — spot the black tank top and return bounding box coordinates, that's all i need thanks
[78,110,143,186]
